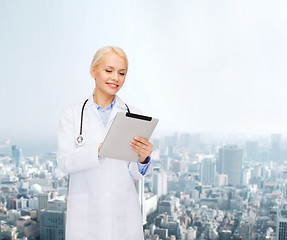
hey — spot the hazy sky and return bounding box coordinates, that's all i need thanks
[1,0,287,149]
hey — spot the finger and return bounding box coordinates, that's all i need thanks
[131,141,153,154]
[130,143,152,157]
[130,147,150,162]
[131,140,149,150]
[132,139,149,148]
[134,136,149,144]
[130,142,151,154]
[132,138,152,148]
[130,144,141,155]
[135,138,153,151]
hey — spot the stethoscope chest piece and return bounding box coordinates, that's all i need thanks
[76,135,85,146]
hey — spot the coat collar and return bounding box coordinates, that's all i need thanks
[106,95,129,126]
[84,93,129,128]
[84,93,128,112]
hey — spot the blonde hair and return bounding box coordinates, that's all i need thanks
[90,46,128,71]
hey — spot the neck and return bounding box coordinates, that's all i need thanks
[93,91,115,110]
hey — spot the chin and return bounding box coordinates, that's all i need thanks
[106,88,121,95]
[105,91,118,97]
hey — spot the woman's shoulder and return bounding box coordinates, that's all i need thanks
[60,98,91,118]
[62,101,83,113]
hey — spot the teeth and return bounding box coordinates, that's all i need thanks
[108,83,117,87]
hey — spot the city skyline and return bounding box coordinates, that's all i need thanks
[1,129,287,239]
[2,129,287,157]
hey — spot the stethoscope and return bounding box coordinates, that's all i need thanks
[75,98,131,146]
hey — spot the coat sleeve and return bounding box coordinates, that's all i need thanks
[57,105,101,175]
[128,161,152,180]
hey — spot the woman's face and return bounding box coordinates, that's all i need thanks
[90,52,127,98]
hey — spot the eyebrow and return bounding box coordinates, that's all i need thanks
[105,65,127,71]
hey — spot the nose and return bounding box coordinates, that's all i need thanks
[112,72,119,82]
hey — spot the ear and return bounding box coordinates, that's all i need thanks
[90,67,96,79]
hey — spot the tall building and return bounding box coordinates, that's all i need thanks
[38,193,51,210]
[179,133,191,148]
[39,198,67,240]
[200,157,216,185]
[276,209,287,240]
[252,164,263,178]
[217,145,243,186]
[245,141,258,161]
[162,157,171,172]
[11,145,21,167]
[152,169,167,197]
[217,148,224,175]
[167,145,175,158]
[270,133,282,162]
[39,210,66,240]
[215,174,228,187]
[239,221,252,240]
[242,169,251,186]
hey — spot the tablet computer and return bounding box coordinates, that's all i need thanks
[98,112,159,162]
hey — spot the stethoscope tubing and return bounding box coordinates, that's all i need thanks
[79,99,89,136]
[76,98,130,146]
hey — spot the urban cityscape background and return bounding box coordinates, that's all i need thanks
[1,132,287,239]
[1,0,287,240]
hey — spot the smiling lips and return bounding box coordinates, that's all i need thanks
[106,82,119,89]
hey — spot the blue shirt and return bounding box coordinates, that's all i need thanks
[95,97,151,175]
[94,97,116,127]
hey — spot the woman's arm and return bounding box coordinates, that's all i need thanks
[57,105,101,175]
[128,136,153,180]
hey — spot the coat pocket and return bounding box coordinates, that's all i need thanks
[66,193,89,240]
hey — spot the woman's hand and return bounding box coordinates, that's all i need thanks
[130,136,153,163]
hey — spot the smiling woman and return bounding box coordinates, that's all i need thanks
[57,46,153,240]
[90,48,128,109]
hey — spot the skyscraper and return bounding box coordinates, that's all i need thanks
[38,193,51,210]
[217,145,243,186]
[39,198,66,240]
[245,141,258,162]
[152,169,167,197]
[200,157,216,185]
[11,145,20,167]
[270,133,282,162]
[276,209,287,240]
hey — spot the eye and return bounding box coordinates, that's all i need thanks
[106,69,112,73]
[119,72,125,76]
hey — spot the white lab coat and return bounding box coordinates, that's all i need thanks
[57,94,151,240]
